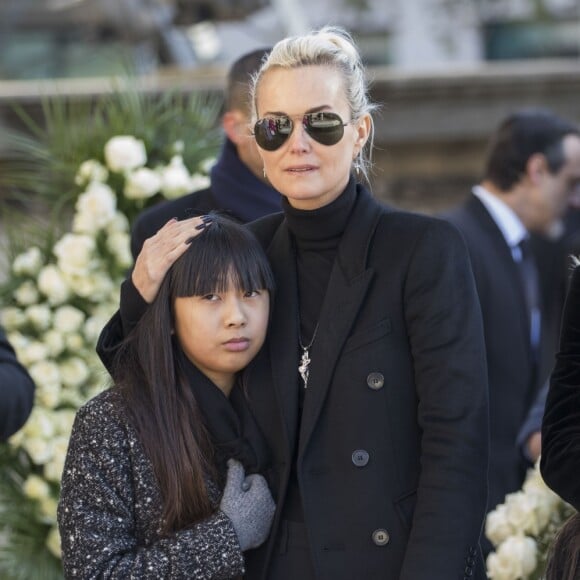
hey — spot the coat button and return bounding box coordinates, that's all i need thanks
[372,529,390,546]
[352,449,369,467]
[366,372,384,390]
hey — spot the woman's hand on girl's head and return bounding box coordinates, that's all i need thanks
[132,216,207,303]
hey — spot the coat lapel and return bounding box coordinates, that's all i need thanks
[266,221,301,457]
[298,187,383,457]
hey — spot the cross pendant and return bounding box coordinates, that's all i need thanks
[298,347,311,388]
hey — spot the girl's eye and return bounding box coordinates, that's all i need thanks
[245,289,261,298]
[201,293,219,301]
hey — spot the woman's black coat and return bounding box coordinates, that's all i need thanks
[98,184,490,580]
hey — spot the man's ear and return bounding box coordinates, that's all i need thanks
[222,110,249,145]
[526,153,549,185]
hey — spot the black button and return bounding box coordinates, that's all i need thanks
[466,557,475,566]
[366,372,384,390]
[352,449,370,467]
[372,529,390,546]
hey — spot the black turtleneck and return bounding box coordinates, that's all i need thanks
[283,176,357,345]
[278,176,357,527]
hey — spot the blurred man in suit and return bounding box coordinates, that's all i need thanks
[444,109,580,551]
[0,326,35,440]
[130,46,280,258]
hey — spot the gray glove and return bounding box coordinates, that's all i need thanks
[219,459,276,551]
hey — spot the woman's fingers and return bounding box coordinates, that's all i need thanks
[131,216,208,303]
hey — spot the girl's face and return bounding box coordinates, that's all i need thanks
[174,281,270,395]
[255,65,370,210]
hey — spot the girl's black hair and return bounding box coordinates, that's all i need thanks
[111,213,274,534]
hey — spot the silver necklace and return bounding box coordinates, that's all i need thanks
[298,324,319,389]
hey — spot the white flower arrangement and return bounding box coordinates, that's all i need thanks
[485,461,577,580]
[0,128,216,575]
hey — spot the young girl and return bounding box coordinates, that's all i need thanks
[58,214,276,579]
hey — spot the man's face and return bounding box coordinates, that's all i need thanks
[528,134,580,233]
[236,110,268,181]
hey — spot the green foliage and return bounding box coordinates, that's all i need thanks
[0,445,62,580]
[0,78,222,224]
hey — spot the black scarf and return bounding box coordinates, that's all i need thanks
[210,139,282,223]
[176,346,271,480]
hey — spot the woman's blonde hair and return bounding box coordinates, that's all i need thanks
[251,26,378,183]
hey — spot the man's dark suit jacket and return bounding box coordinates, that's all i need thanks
[99,184,489,579]
[445,194,563,516]
[0,326,35,440]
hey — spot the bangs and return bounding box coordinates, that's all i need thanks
[169,216,274,297]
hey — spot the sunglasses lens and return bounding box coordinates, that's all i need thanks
[254,117,294,151]
[304,112,345,146]
[254,112,346,151]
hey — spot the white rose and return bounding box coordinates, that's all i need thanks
[55,409,76,435]
[200,156,216,173]
[7,331,28,352]
[190,172,210,192]
[19,340,49,365]
[37,382,62,409]
[53,305,85,333]
[124,166,162,200]
[74,159,109,186]
[73,182,117,234]
[505,492,540,536]
[24,437,54,465]
[43,329,66,357]
[40,496,58,523]
[37,264,70,305]
[25,304,52,331]
[53,233,96,276]
[44,437,69,482]
[486,505,514,547]
[106,211,130,234]
[23,475,51,500]
[106,231,133,269]
[1,306,26,330]
[486,550,519,580]
[65,332,86,352]
[46,526,62,559]
[13,246,43,276]
[67,271,114,301]
[60,357,90,388]
[14,280,40,306]
[88,272,115,300]
[497,535,537,578]
[84,314,109,344]
[22,408,55,439]
[159,156,194,199]
[104,135,147,173]
[28,360,61,390]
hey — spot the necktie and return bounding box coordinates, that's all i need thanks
[515,237,541,357]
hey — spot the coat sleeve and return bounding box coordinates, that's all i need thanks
[96,278,148,374]
[57,397,244,580]
[0,326,35,441]
[400,219,489,579]
[541,265,580,511]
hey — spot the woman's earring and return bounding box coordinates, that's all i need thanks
[263,167,267,179]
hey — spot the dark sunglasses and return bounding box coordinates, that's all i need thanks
[253,112,348,151]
